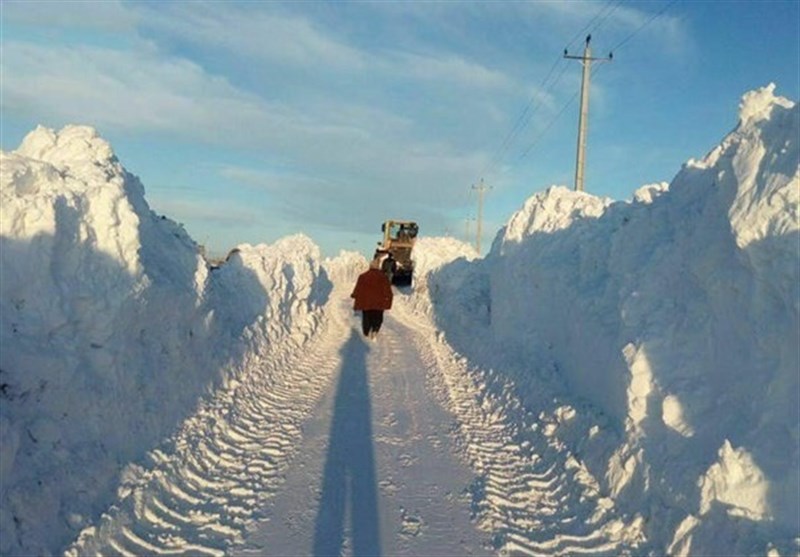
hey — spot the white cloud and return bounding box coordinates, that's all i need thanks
[3,40,252,133]
[3,36,489,194]
[147,196,261,228]
[140,4,368,71]
[388,51,515,90]
[3,0,139,32]
[2,39,373,145]
[134,3,519,92]
[218,165,334,196]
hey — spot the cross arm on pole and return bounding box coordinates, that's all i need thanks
[564,54,613,61]
[564,35,613,63]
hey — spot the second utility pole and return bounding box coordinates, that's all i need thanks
[564,35,612,192]
[472,178,491,254]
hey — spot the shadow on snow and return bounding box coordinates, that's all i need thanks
[313,331,382,557]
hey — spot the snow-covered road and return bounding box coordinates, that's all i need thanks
[235,312,487,556]
[66,285,644,557]
[65,273,496,557]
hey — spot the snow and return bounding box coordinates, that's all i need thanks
[698,441,771,521]
[1,128,329,554]
[1,85,798,556]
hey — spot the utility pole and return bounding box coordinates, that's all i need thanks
[564,35,612,192]
[472,179,491,253]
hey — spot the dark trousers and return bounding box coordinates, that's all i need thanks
[361,310,384,336]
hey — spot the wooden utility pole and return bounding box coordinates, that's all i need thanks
[564,35,612,192]
[472,179,491,253]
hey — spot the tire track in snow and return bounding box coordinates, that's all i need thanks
[394,300,645,556]
[368,317,489,556]
[231,310,488,556]
[65,301,353,557]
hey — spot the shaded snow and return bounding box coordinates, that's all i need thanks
[0,127,329,554]
[413,83,799,553]
[1,85,798,556]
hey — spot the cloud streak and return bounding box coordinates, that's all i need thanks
[140,4,369,72]
[3,35,490,205]
[3,0,138,33]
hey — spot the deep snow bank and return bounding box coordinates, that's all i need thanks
[399,236,487,333]
[419,85,799,553]
[0,126,331,555]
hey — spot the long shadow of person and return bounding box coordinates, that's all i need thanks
[313,331,382,557]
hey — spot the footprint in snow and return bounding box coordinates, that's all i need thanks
[398,506,425,538]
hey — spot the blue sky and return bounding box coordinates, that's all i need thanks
[2,1,798,258]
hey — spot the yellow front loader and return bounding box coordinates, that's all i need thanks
[376,220,418,286]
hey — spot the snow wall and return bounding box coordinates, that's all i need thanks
[0,126,332,555]
[414,84,799,553]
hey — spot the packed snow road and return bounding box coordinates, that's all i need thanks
[67,288,642,557]
[234,313,486,556]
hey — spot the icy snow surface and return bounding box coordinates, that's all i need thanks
[1,85,798,556]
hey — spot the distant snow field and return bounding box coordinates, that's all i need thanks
[1,84,797,556]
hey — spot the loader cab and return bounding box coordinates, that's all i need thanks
[381,221,419,245]
[377,220,418,287]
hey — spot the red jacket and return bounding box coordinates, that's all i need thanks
[351,268,393,311]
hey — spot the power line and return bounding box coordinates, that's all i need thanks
[516,91,577,162]
[477,1,622,181]
[588,1,624,41]
[516,0,678,166]
[479,56,568,179]
[481,0,625,179]
[564,0,622,52]
[466,0,674,223]
[494,59,562,155]
[516,62,606,163]
[611,0,679,52]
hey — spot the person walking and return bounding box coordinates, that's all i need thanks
[351,259,393,340]
[381,252,397,284]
